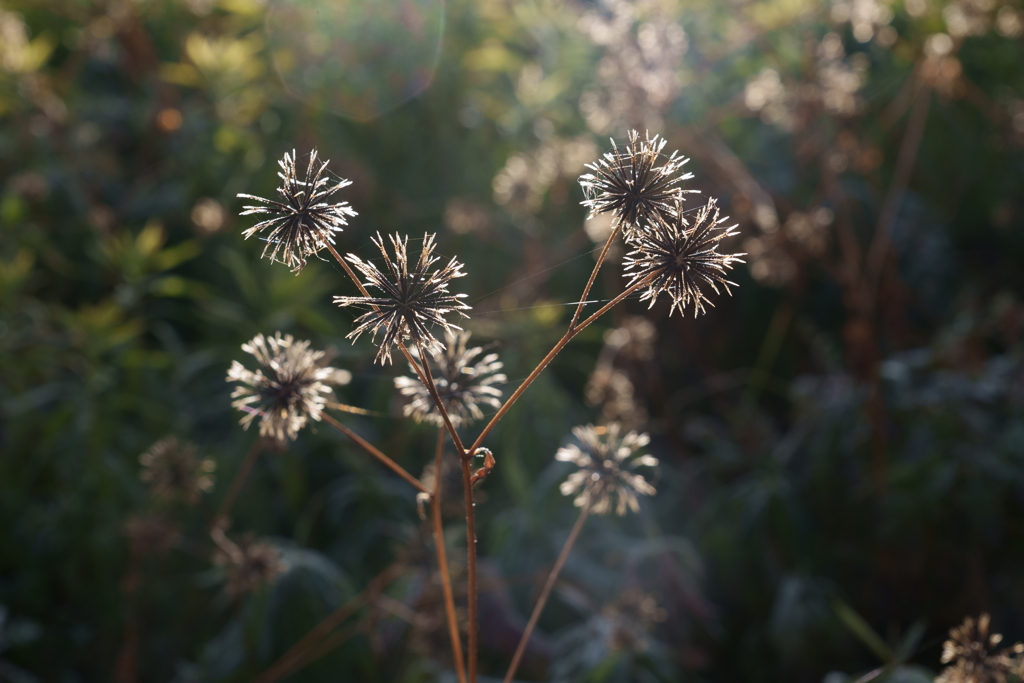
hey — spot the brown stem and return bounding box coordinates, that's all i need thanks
[568,220,621,330]
[321,413,429,494]
[252,562,404,683]
[419,349,468,456]
[433,429,467,683]
[503,507,590,683]
[213,437,264,529]
[467,273,656,457]
[460,447,479,683]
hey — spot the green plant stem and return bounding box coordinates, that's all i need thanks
[433,429,468,683]
[321,413,428,494]
[468,272,657,458]
[502,507,590,683]
[212,437,264,529]
[251,562,405,683]
[568,219,621,330]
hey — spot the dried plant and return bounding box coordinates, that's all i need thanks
[334,232,470,365]
[557,423,658,516]
[213,535,286,598]
[226,332,350,444]
[139,437,215,504]
[394,331,505,428]
[623,197,744,317]
[226,138,741,683]
[937,614,1024,683]
[579,130,694,234]
[237,149,357,272]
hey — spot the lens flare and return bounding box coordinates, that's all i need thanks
[265,0,445,121]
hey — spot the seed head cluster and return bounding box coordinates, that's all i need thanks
[394,331,505,428]
[139,437,216,504]
[237,149,357,272]
[226,332,351,444]
[937,614,1024,683]
[579,130,694,234]
[623,197,744,317]
[556,423,658,516]
[334,232,470,365]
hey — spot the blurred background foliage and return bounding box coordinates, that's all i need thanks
[1,0,1023,680]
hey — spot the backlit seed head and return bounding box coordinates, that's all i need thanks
[623,197,744,317]
[394,331,505,428]
[213,536,286,598]
[226,332,351,444]
[237,149,357,272]
[334,232,470,365]
[579,130,695,235]
[139,437,215,504]
[556,423,658,516]
[937,614,1024,683]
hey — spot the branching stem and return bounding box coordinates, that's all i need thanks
[568,219,621,330]
[321,413,428,494]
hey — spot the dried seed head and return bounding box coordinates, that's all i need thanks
[213,536,286,598]
[226,332,351,444]
[333,232,470,365]
[623,197,744,317]
[139,437,215,504]
[394,331,506,428]
[579,130,695,235]
[237,149,357,272]
[937,614,1024,683]
[556,423,658,516]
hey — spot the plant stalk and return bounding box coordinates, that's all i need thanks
[212,437,264,529]
[502,507,590,683]
[433,429,468,683]
[321,413,428,494]
[568,219,621,330]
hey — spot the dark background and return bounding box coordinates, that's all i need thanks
[2,0,1024,681]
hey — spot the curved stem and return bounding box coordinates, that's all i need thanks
[467,272,656,457]
[503,507,589,683]
[321,413,428,494]
[212,437,264,529]
[568,219,621,330]
[433,429,467,683]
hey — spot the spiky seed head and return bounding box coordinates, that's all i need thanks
[226,332,351,444]
[623,197,745,317]
[213,536,286,598]
[937,614,1024,683]
[556,423,658,516]
[333,232,470,365]
[394,331,506,428]
[579,130,695,235]
[237,149,357,272]
[139,437,216,504]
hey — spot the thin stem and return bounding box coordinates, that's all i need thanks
[252,561,404,683]
[503,507,590,683]
[433,429,467,683]
[568,220,621,330]
[460,448,479,683]
[467,272,656,457]
[419,350,468,456]
[321,413,429,494]
[212,437,264,529]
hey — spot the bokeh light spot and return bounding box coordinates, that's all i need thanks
[265,0,445,121]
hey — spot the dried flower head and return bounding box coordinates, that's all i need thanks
[557,423,658,516]
[579,130,694,234]
[123,514,180,557]
[937,614,1024,683]
[623,197,744,317]
[334,232,470,365]
[226,332,351,443]
[237,149,357,272]
[139,437,215,504]
[213,536,286,598]
[394,331,506,428]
